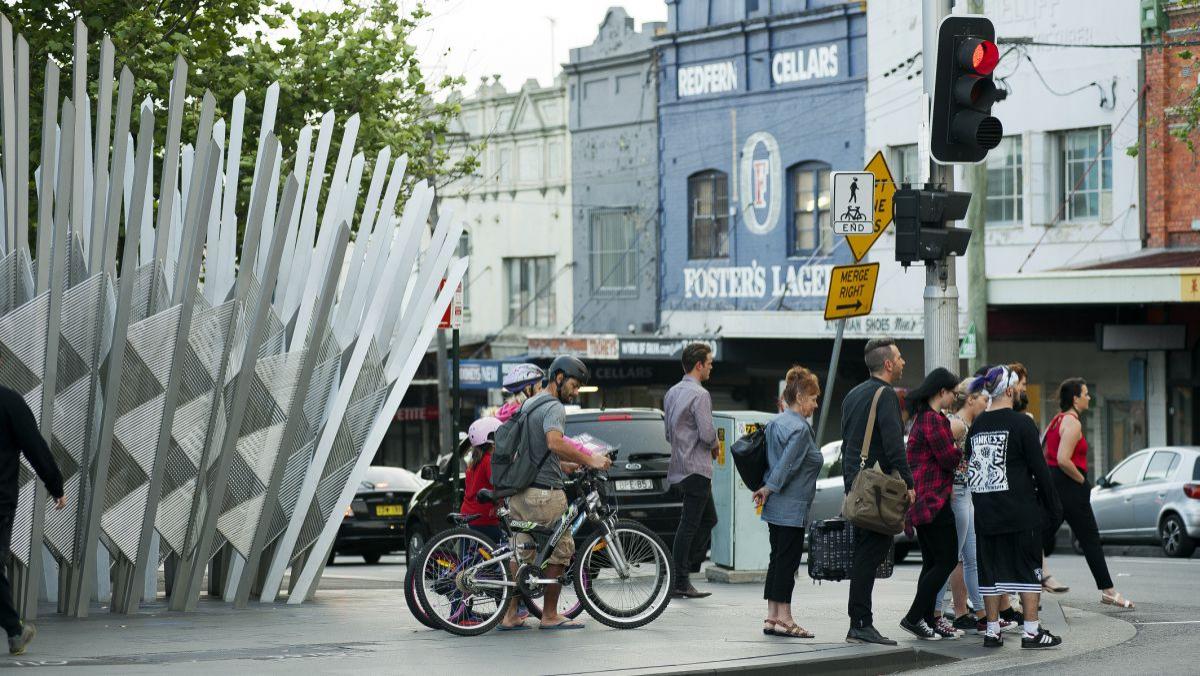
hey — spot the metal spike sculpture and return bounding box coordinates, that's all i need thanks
[0,17,465,616]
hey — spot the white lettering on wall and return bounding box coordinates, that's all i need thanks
[677,61,738,97]
[771,44,839,86]
[682,262,834,300]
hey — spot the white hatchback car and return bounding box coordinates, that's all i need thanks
[1090,446,1200,557]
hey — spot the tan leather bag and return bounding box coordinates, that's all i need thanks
[841,387,911,535]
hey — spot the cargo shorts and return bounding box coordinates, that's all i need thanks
[508,487,573,566]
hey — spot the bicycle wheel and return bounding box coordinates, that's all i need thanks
[404,545,438,629]
[573,520,674,629]
[414,528,511,636]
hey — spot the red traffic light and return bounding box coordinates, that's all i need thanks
[957,38,999,75]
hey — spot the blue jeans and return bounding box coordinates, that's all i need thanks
[936,484,983,614]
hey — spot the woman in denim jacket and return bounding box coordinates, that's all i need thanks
[751,366,824,639]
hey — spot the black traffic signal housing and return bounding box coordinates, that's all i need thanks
[930,15,1006,163]
[894,185,973,268]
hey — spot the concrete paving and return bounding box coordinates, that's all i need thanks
[0,553,1163,674]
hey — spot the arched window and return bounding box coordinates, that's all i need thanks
[688,170,729,259]
[787,161,832,256]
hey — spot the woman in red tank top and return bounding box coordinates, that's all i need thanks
[1041,379,1134,609]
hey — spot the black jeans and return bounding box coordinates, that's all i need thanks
[905,503,958,625]
[847,524,893,629]
[672,474,718,589]
[764,524,805,603]
[0,514,21,637]
[1044,468,1113,590]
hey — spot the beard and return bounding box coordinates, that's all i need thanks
[1014,391,1029,412]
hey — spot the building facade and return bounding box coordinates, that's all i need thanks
[654,0,869,417]
[567,8,665,337]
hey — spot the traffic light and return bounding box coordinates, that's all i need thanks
[894,185,973,268]
[930,16,1006,164]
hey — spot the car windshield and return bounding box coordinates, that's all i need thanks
[362,466,424,491]
[564,418,670,461]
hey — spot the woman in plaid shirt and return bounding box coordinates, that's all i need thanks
[899,367,965,641]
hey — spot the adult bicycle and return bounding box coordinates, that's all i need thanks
[411,459,674,636]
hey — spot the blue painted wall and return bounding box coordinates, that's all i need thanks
[657,1,867,314]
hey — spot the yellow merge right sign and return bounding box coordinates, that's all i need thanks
[823,262,880,321]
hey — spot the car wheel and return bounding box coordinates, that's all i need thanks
[363,553,382,564]
[1160,514,1197,558]
[407,524,427,556]
[892,544,910,564]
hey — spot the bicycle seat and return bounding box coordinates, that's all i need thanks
[447,513,480,525]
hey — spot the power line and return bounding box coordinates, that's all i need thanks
[1002,38,1200,49]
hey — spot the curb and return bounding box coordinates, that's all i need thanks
[566,645,958,676]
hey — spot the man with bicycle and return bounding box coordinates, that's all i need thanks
[505,355,612,630]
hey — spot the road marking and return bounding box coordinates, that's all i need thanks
[1134,620,1200,625]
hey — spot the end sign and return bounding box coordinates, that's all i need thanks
[823,262,880,321]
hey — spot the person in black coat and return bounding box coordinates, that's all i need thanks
[0,385,67,656]
[840,337,915,647]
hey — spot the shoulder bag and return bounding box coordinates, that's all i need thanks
[840,387,911,535]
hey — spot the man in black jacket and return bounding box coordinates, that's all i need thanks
[0,385,66,655]
[841,337,915,646]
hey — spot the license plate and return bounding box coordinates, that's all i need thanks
[375,504,404,517]
[616,479,654,492]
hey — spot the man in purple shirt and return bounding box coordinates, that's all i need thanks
[664,343,718,599]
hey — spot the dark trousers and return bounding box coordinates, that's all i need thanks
[1044,468,1113,590]
[764,523,806,603]
[847,524,893,629]
[672,474,718,589]
[0,514,21,637]
[905,503,958,625]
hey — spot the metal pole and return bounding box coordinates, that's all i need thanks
[451,327,461,502]
[816,319,845,445]
[922,0,959,375]
[965,0,989,375]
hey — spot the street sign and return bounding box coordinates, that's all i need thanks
[438,279,464,329]
[846,151,897,262]
[959,322,978,360]
[823,262,880,321]
[831,171,874,236]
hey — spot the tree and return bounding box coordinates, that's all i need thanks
[1,0,479,238]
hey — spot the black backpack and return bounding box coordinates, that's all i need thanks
[730,427,768,491]
[492,396,556,493]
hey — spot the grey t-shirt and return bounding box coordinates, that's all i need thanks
[522,391,567,489]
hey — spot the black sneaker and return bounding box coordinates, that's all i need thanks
[953,613,977,632]
[1000,607,1023,624]
[899,617,941,641]
[933,617,964,639]
[846,625,899,646]
[984,632,1004,648]
[1021,628,1063,649]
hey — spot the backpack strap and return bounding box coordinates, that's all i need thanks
[859,387,887,468]
[522,396,560,475]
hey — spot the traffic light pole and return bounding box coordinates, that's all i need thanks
[922,0,960,374]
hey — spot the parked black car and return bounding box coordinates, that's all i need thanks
[332,465,427,563]
[404,408,682,551]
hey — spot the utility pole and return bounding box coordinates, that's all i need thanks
[965,0,989,374]
[922,0,959,375]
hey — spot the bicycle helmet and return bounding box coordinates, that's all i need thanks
[467,416,502,447]
[548,355,590,386]
[502,363,545,394]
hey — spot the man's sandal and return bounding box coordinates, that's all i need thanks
[771,622,815,639]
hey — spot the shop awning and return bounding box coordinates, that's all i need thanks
[989,249,1200,305]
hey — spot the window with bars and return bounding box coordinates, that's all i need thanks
[590,209,638,296]
[788,162,832,256]
[687,170,729,259]
[1058,127,1112,222]
[986,136,1023,224]
[505,257,556,328]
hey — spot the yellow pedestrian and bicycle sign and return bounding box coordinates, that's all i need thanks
[823,262,880,321]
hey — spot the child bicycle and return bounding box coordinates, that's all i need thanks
[411,454,675,635]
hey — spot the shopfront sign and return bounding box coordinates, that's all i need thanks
[677,60,738,97]
[740,132,783,235]
[527,335,619,360]
[771,43,840,86]
[682,261,834,300]
[619,337,721,361]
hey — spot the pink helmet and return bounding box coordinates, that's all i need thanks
[467,416,503,447]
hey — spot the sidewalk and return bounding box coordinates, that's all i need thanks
[2,561,1135,674]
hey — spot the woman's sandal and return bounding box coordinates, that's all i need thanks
[1041,575,1070,594]
[1101,591,1135,609]
[771,622,815,639]
[762,619,777,636]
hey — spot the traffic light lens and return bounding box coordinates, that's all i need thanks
[972,40,999,75]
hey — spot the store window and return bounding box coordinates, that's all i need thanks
[788,162,832,256]
[687,170,729,259]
